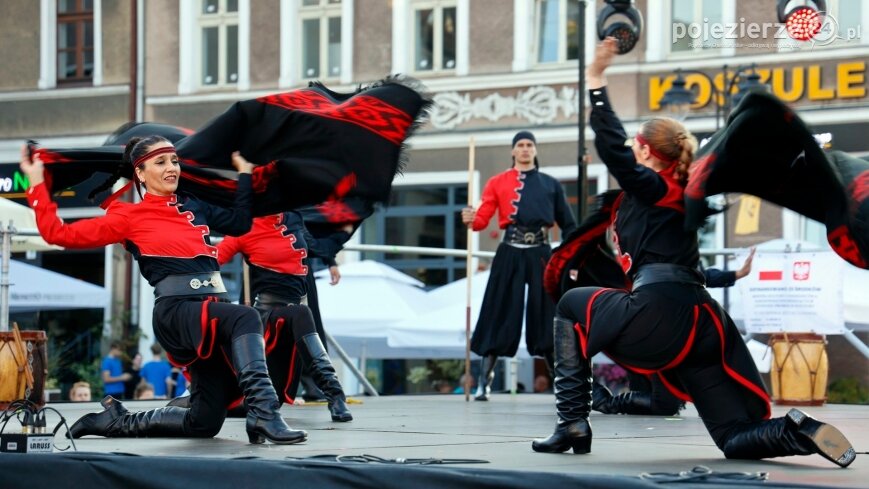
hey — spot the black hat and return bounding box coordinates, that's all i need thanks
[512,130,536,147]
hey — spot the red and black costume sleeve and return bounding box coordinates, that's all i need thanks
[31,77,430,219]
[686,91,869,269]
[27,174,253,287]
[589,87,699,279]
[217,213,309,301]
[472,168,576,234]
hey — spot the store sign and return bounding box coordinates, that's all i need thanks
[0,162,85,207]
[649,61,866,110]
[738,251,845,334]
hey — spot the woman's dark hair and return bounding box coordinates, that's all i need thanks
[89,135,173,201]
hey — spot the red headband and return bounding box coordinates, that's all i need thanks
[635,133,676,166]
[133,146,176,168]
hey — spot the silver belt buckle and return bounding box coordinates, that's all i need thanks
[189,278,203,289]
[523,232,536,244]
[189,276,221,290]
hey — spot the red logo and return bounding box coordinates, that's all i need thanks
[792,261,811,281]
[758,271,783,281]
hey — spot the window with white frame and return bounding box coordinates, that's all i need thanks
[299,0,342,79]
[670,0,724,54]
[198,0,239,87]
[534,0,580,64]
[57,0,95,84]
[411,0,456,73]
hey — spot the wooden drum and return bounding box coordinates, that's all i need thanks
[0,329,48,410]
[769,333,828,406]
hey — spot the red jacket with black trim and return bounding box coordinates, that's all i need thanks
[27,174,253,287]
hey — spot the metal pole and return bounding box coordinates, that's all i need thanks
[577,0,588,220]
[324,330,379,396]
[0,222,11,332]
[842,329,869,360]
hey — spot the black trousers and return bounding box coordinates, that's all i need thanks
[256,303,318,405]
[471,242,554,357]
[152,296,262,437]
[557,282,769,450]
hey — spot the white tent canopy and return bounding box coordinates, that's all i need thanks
[0,197,57,252]
[7,260,109,313]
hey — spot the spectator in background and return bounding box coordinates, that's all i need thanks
[70,381,92,402]
[134,382,156,400]
[101,341,130,399]
[141,343,173,399]
[534,375,552,394]
[123,353,143,400]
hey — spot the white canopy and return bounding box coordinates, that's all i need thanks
[0,197,57,252]
[7,260,109,313]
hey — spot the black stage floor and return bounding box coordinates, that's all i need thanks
[2,394,866,488]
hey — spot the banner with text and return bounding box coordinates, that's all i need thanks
[738,251,845,334]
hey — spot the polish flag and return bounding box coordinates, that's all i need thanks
[758,270,783,280]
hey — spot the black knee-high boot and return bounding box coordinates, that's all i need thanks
[232,333,308,444]
[296,333,352,422]
[532,317,593,454]
[474,354,497,401]
[722,408,855,468]
[592,382,653,415]
[544,352,556,380]
[68,396,189,438]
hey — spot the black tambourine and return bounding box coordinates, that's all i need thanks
[596,0,643,55]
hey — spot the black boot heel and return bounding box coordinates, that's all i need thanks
[787,409,856,468]
[67,396,128,439]
[296,333,353,422]
[246,416,307,445]
[532,420,592,454]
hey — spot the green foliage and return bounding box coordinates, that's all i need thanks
[406,366,432,385]
[827,377,869,404]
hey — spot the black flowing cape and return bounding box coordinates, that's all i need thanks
[33,78,430,226]
[543,190,627,301]
[685,91,869,269]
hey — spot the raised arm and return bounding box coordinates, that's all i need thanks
[21,146,126,248]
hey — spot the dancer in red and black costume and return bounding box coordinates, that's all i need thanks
[462,131,576,401]
[215,212,353,421]
[21,137,307,445]
[532,38,855,469]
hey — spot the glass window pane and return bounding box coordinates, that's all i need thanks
[302,0,319,6]
[202,26,218,85]
[83,0,93,11]
[83,49,93,77]
[203,0,219,14]
[386,215,447,251]
[58,22,76,49]
[701,1,722,49]
[671,0,693,51]
[226,24,238,83]
[415,9,434,71]
[57,0,75,14]
[57,51,75,79]
[442,7,456,69]
[566,0,580,60]
[389,188,448,206]
[537,0,559,62]
[328,16,341,77]
[328,0,342,4]
[838,2,861,36]
[226,0,238,12]
[302,18,321,78]
[84,21,93,47]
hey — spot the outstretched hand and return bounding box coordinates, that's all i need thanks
[231,151,254,174]
[735,247,756,280]
[586,37,619,89]
[19,144,45,186]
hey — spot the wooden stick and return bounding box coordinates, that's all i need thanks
[242,262,251,306]
[464,136,476,402]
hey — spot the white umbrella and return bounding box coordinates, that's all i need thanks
[8,260,109,313]
[0,197,58,252]
[314,260,429,340]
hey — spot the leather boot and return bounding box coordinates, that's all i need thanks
[532,317,593,454]
[69,396,188,438]
[591,383,653,415]
[722,408,855,468]
[166,395,190,409]
[544,352,556,381]
[232,333,308,444]
[473,354,497,401]
[296,333,353,422]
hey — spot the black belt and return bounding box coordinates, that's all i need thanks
[504,225,549,245]
[154,272,228,300]
[253,292,302,308]
[631,264,705,291]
